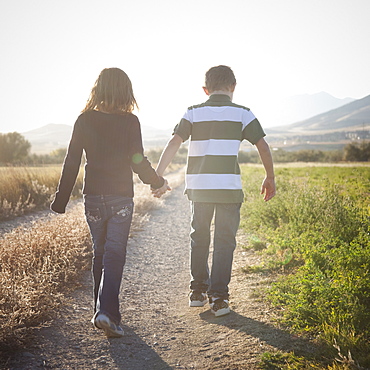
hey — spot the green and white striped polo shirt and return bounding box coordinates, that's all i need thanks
[174,94,265,203]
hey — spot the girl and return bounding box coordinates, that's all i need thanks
[51,68,169,337]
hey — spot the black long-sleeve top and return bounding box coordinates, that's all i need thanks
[51,110,164,213]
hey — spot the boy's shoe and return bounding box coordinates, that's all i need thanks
[94,313,124,338]
[189,291,208,307]
[210,298,230,317]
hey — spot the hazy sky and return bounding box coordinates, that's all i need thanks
[1,0,369,134]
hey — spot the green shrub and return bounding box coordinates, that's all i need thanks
[240,164,370,368]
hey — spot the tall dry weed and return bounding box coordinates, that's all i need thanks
[0,166,83,221]
[0,203,91,352]
[0,168,185,354]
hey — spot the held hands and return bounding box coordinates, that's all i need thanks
[261,177,276,202]
[151,179,171,198]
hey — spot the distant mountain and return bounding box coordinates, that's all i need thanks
[273,92,355,126]
[22,124,73,155]
[267,94,370,133]
[264,94,370,150]
[22,94,370,154]
[22,123,172,154]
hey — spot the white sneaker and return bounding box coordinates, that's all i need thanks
[210,298,230,317]
[189,291,208,307]
[94,314,124,338]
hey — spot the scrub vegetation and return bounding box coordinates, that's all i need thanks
[240,164,370,369]
[0,166,183,356]
[0,166,83,221]
[0,150,183,221]
[0,204,91,353]
[1,162,369,368]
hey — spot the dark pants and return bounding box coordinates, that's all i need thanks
[190,202,241,299]
[84,195,133,325]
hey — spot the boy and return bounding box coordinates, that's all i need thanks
[154,65,275,316]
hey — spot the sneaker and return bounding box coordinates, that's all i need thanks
[210,298,230,317]
[189,291,208,307]
[91,315,100,328]
[94,313,124,338]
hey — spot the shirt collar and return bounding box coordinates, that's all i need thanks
[207,94,232,103]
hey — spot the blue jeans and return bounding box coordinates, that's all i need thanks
[84,195,134,325]
[190,202,241,299]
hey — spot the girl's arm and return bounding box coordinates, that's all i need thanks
[129,118,165,189]
[51,121,84,213]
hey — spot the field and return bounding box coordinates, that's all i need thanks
[0,166,83,220]
[0,162,183,221]
[0,165,184,355]
[0,163,369,369]
[240,164,370,369]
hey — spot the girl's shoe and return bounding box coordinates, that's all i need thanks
[94,313,124,338]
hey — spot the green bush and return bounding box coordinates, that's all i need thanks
[240,164,370,368]
[344,142,370,162]
[146,146,188,165]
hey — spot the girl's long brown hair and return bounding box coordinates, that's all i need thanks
[82,68,138,114]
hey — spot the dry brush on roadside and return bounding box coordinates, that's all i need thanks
[0,169,185,357]
[0,204,91,353]
[0,166,83,221]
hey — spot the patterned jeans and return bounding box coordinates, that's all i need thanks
[84,195,134,325]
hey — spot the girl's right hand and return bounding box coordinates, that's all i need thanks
[152,179,171,198]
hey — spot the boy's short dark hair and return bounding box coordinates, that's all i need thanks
[205,65,236,92]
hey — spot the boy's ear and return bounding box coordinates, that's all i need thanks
[202,86,210,96]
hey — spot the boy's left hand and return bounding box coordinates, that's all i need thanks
[261,177,276,202]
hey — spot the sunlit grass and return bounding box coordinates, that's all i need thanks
[0,203,90,352]
[0,166,83,220]
[0,163,183,221]
[0,167,185,357]
[240,164,370,369]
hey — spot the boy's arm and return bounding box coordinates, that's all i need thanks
[156,134,183,176]
[255,137,276,202]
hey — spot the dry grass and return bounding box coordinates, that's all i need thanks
[0,169,185,354]
[0,204,91,351]
[132,166,185,230]
[0,166,83,221]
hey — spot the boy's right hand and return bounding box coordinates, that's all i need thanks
[152,179,171,198]
[260,177,276,202]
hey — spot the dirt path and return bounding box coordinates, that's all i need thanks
[5,185,317,370]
